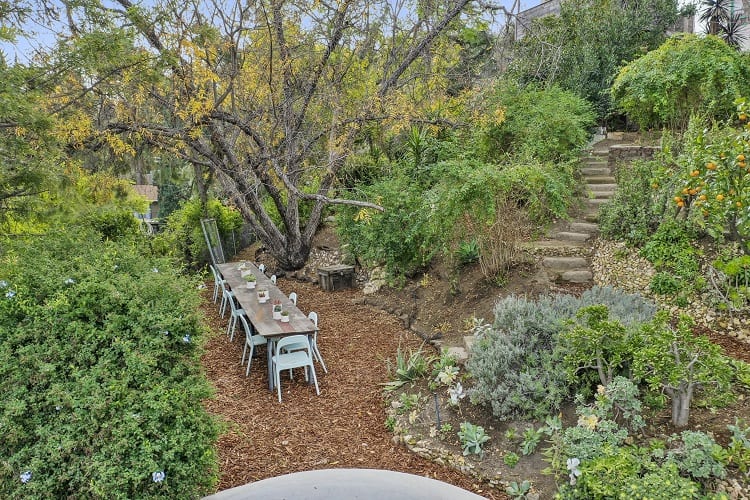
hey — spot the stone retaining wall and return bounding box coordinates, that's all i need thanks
[608,144,660,172]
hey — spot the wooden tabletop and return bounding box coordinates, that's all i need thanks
[217,262,316,339]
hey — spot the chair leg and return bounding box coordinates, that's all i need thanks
[276,365,282,402]
[241,342,248,366]
[245,343,255,376]
[312,338,327,373]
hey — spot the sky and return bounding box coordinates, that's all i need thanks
[1,0,536,64]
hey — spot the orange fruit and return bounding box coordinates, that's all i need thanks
[689,189,697,195]
[699,194,707,201]
[695,186,702,192]
[674,196,682,203]
[717,194,725,201]
[738,154,746,161]
[740,161,747,168]
[690,170,700,177]
[740,113,748,121]
[737,201,743,208]
[707,162,717,170]
[682,188,690,195]
[677,200,685,207]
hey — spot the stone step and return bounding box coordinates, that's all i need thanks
[587,183,617,191]
[583,211,599,223]
[581,166,610,176]
[585,175,617,184]
[582,158,608,165]
[589,190,614,199]
[542,256,589,270]
[561,270,594,283]
[446,346,469,364]
[553,231,592,242]
[586,198,609,209]
[518,240,587,251]
[569,222,599,233]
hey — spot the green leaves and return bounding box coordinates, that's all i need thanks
[612,34,750,129]
[0,229,219,497]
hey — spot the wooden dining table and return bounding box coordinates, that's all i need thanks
[218,262,318,391]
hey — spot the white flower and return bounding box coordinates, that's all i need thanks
[6,290,16,299]
[152,471,165,483]
[64,278,75,285]
[163,330,170,336]
[448,382,466,406]
[197,283,207,290]
[182,334,191,343]
[20,471,32,483]
[0,280,7,288]
[55,406,61,411]
[567,457,582,485]
[152,268,159,273]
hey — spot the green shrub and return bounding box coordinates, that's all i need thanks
[0,230,219,498]
[619,462,701,500]
[666,431,726,480]
[78,206,141,241]
[469,287,655,421]
[641,219,702,299]
[153,198,243,268]
[472,80,595,162]
[599,159,672,246]
[468,294,574,421]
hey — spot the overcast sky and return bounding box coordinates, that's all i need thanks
[2,0,536,64]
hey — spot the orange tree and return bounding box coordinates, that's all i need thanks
[677,100,750,253]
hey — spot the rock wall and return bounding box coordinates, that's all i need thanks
[608,144,660,172]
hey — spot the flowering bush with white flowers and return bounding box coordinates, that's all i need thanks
[0,229,219,497]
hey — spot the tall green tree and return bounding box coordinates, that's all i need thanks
[509,0,680,122]
[12,0,481,269]
[611,34,750,130]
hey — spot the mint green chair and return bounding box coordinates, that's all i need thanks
[239,315,267,376]
[272,335,319,402]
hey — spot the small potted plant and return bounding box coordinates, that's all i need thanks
[244,273,257,289]
[280,310,290,322]
[272,300,282,320]
[257,288,269,303]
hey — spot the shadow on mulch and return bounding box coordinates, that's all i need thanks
[199,278,505,499]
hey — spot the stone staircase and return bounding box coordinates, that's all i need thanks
[454,141,621,361]
[534,146,617,285]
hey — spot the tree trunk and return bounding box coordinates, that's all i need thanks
[671,382,693,427]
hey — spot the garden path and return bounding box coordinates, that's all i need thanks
[199,280,505,499]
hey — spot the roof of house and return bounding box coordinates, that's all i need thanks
[132,184,159,202]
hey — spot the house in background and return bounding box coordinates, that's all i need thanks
[132,184,159,220]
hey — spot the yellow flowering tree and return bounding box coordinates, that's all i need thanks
[35,0,479,269]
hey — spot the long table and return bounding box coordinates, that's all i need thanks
[218,262,317,391]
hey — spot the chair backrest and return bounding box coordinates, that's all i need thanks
[289,292,297,305]
[258,263,266,274]
[308,311,318,328]
[270,274,277,284]
[239,314,252,336]
[277,334,310,352]
[209,264,220,283]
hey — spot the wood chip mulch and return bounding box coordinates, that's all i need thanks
[199,278,502,499]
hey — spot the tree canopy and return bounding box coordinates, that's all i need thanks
[508,0,680,122]
[611,34,750,130]
[2,0,485,268]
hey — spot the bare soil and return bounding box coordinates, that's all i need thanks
[200,227,750,498]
